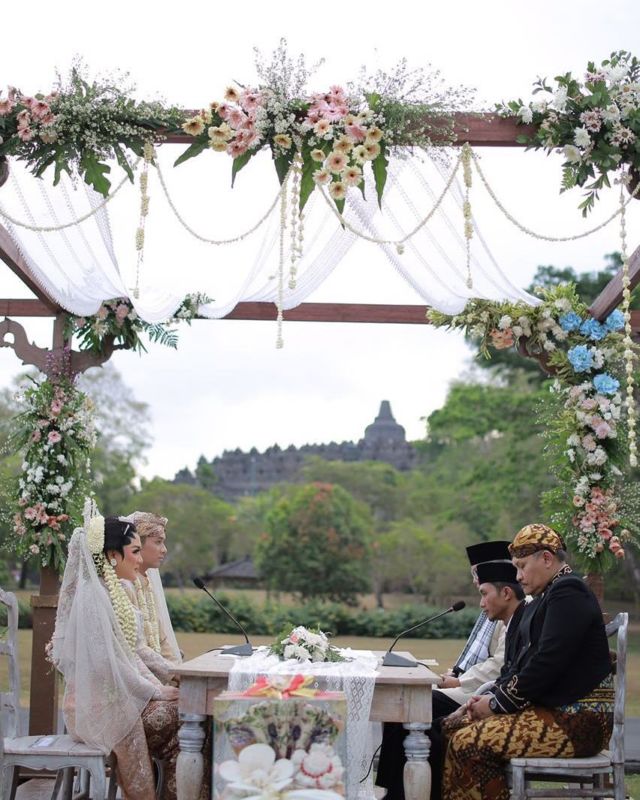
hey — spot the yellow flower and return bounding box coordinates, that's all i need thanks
[182,116,205,136]
[208,123,232,141]
[329,180,346,200]
[327,151,348,174]
[224,86,241,103]
[364,141,381,160]
[274,133,292,149]
[310,148,325,162]
[209,140,228,152]
[343,165,363,186]
[353,145,368,164]
[343,114,357,126]
[334,135,354,154]
[366,126,383,143]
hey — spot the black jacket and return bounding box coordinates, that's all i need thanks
[492,572,611,713]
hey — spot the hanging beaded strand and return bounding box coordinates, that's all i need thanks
[462,143,474,289]
[133,142,154,299]
[288,152,303,290]
[618,178,637,467]
[276,172,289,349]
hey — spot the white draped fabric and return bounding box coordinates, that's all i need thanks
[228,648,379,800]
[0,149,540,320]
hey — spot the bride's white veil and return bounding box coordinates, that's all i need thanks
[50,504,156,754]
[147,568,182,664]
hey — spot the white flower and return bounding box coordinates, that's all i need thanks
[531,99,548,114]
[567,434,581,447]
[604,64,627,84]
[518,105,533,124]
[512,325,523,338]
[566,449,576,463]
[601,104,621,123]
[553,87,568,113]
[574,127,591,148]
[563,143,582,164]
[498,315,512,330]
[219,744,294,796]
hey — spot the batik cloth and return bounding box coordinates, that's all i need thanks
[441,675,613,800]
[454,612,498,674]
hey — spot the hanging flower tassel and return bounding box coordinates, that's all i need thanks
[462,143,474,289]
[276,173,289,349]
[288,152,303,291]
[619,179,637,467]
[134,141,154,299]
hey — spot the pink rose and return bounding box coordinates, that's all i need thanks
[598,528,613,540]
[47,430,62,444]
[615,549,625,559]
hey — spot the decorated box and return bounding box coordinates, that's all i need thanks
[213,675,347,799]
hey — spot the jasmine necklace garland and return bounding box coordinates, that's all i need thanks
[429,284,639,571]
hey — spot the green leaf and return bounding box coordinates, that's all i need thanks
[299,146,317,211]
[231,148,257,187]
[333,196,345,216]
[273,150,294,185]
[80,151,111,196]
[113,143,134,183]
[365,92,381,110]
[173,140,207,168]
[372,144,389,209]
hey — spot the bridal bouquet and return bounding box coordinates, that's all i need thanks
[270,625,346,663]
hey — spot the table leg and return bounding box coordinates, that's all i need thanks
[403,722,431,800]
[177,713,206,800]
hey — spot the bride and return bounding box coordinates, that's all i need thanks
[51,503,189,800]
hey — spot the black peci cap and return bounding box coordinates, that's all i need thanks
[466,540,512,566]
[476,561,518,585]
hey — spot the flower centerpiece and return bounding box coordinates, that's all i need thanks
[428,283,639,571]
[497,50,640,215]
[270,625,346,663]
[7,374,96,568]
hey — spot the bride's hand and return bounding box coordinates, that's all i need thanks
[159,685,179,701]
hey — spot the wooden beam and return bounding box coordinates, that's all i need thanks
[0,224,60,311]
[589,244,640,320]
[0,298,57,316]
[163,112,536,147]
[222,302,430,324]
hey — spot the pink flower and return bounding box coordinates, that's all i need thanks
[615,549,625,559]
[47,430,62,444]
[489,329,515,350]
[581,398,598,411]
[0,98,15,115]
[306,108,322,124]
[18,497,27,507]
[227,108,248,128]
[16,109,31,128]
[573,495,585,507]
[31,429,41,443]
[227,140,248,158]
[217,103,231,120]
[581,434,597,452]
[50,400,63,416]
[345,123,367,141]
[31,100,51,120]
[329,85,346,100]
[24,507,37,521]
[29,544,40,555]
[17,126,34,142]
[598,528,613,540]
[240,91,261,112]
[594,421,613,439]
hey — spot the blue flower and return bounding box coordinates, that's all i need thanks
[605,309,625,332]
[559,312,582,332]
[579,318,607,341]
[593,373,620,395]
[567,344,594,372]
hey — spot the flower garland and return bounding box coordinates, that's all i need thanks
[429,283,638,570]
[134,575,161,653]
[64,292,211,355]
[497,50,640,215]
[7,375,96,569]
[270,625,346,663]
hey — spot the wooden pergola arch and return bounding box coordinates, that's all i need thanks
[1,112,640,735]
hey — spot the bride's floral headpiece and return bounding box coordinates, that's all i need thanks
[84,498,105,555]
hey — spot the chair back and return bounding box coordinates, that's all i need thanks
[0,587,22,744]
[605,611,628,765]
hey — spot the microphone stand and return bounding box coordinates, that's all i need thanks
[382,603,465,668]
[193,578,253,656]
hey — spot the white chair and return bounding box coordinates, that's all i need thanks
[508,611,628,800]
[0,587,107,800]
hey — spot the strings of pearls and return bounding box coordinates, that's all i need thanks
[134,576,161,653]
[97,554,138,653]
[133,143,154,299]
[462,143,474,289]
[0,162,139,231]
[153,157,281,245]
[470,148,640,241]
[618,180,637,467]
[276,172,289,349]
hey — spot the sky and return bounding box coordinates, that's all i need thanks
[1,0,640,480]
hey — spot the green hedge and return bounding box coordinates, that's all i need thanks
[165,594,478,639]
[0,593,478,638]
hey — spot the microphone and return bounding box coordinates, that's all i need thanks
[192,577,254,656]
[382,601,466,668]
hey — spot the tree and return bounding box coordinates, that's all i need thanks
[255,482,372,603]
[132,478,237,586]
[77,364,152,514]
